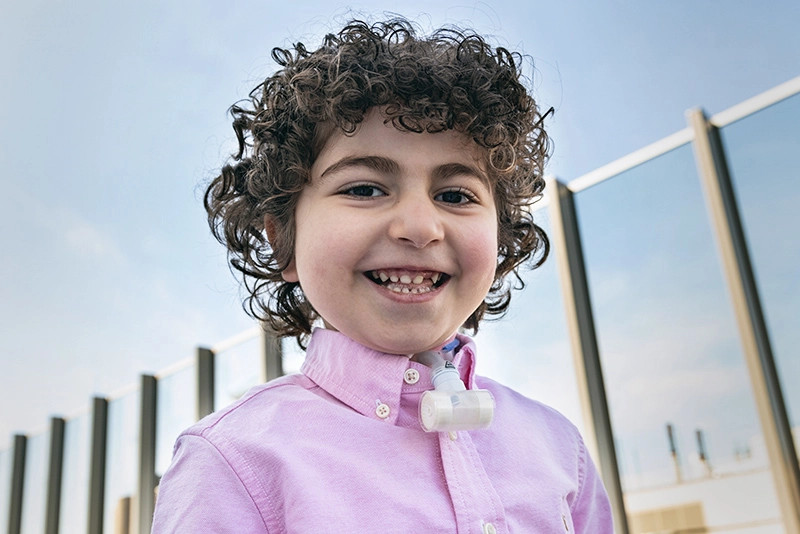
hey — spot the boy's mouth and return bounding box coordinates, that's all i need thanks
[365,269,450,294]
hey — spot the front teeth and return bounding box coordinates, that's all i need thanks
[369,270,445,292]
[390,285,430,294]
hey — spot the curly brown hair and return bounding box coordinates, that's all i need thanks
[205,18,551,346]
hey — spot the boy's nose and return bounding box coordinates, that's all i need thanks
[388,198,444,248]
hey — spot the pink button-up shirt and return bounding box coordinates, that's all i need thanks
[152,329,612,533]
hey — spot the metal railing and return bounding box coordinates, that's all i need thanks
[2,75,799,534]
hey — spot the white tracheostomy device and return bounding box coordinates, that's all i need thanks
[415,341,494,433]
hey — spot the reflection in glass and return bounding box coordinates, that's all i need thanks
[720,93,800,448]
[59,412,90,533]
[157,365,196,476]
[215,336,263,411]
[473,215,586,436]
[0,446,12,534]
[104,390,140,534]
[20,430,49,534]
[575,144,783,530]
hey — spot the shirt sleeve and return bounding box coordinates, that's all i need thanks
[151,434,267,533]
[570,438,615,534]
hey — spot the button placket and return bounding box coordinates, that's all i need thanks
[438,430,506,534]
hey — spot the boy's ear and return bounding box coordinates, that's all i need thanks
[281,261,299,283]
[264,216,299,283]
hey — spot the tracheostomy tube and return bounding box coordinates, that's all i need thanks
[415,341,494,432]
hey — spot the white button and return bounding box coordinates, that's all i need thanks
[375,403,391,419]
[483,523,497,534]
[404,368,420,384]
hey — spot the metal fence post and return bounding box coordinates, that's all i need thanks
[261,327,283,383]
[688,108,800,532]
[8,434,26,534]
[197,348,215,420]
[137,375,157,534]
[547,177,629,534]
[87,397,108,534]
[44,417,65,534]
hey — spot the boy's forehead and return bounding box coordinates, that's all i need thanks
[310,109,490,177]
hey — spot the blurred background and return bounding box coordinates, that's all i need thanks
[1,1,799,532]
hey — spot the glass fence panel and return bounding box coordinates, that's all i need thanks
[215,335,263,411]
[473,215,586,435]
[59,412,90,533]
[104,389,140,534]
[0,446,11,534]
[20,430,49,534]
[575,143,783,532]
[156,365,196,477]
[720,93,800,453]
[281,336,306,375]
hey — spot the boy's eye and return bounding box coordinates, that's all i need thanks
[435,189,475,205]
[342,184,385,197]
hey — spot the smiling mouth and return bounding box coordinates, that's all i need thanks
[365,269,450,294]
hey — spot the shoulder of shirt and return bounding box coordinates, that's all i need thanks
[474,374,584,443]
[176,372,318,443]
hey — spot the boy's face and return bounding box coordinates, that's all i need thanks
[282,109,498,355]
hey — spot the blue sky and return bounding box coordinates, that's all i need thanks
[1,0,799,460]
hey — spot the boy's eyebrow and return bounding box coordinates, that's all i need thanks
[432,162,488,183]
[319,156,400,179]
[318,157,487,183]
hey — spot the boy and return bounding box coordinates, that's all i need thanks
[152,18,613,533]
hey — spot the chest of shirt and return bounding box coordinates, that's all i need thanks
[225,388,579,533]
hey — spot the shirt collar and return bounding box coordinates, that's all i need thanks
[300,328,478,425]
